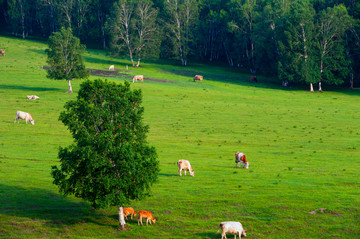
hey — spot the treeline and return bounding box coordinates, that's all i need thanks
[1,0,359,90]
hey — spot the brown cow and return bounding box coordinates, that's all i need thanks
[250,76,257,83]
[0,49,5,56]
[193,75,203,83]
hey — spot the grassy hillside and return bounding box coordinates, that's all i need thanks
[0,35,359,238]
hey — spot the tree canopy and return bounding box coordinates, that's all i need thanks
[51,79,159,229]
[45,27,89,93]
[1,0,359,90]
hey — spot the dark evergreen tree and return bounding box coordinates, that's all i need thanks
[52,79,159,229]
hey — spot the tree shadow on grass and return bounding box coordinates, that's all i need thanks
[0,84,61,92]
[83,56,129,68]
[0,184,100,227]
[158,173,179,177]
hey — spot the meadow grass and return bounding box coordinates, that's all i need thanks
[0,35,359,238]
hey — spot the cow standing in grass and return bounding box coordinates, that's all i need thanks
[133,75,144,83]
[217,221,247,239]
[193,75,203,83]
[177,159,195,177]
[14,111,35,125]
[0,49,5,56]
[235,152,249,169]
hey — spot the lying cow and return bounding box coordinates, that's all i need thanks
[0,49,5,56]
[26,95,40,100]
[250,75,257,82]
[14,111,35,125]
[193,75,203,83]
[132,75,144,83]
[109,65,115,71]
[217,221,247,239]
[235,152,249,169]
[177,159,195,177]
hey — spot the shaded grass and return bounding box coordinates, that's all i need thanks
[0,35,359,238]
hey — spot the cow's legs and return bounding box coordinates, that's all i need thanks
[179,169,182,176]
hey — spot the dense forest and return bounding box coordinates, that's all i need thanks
[0,0,359,90]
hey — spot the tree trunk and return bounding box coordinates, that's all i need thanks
[118,206,126,230]
[136,58,141,67]
[318,82,322,92]
[67,80,73,93]
[349,72,354,89]
[310,83,314,92]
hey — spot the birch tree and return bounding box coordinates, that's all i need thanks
[315,4,351,91]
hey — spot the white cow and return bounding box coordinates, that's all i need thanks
[14,111,35,125]
[177,159,194,177]
[132,75,144,83]
[217,221,247,239]
[26,95,40,100]
[109,65,115,71]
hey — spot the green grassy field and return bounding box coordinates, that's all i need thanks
[0,35,359,238]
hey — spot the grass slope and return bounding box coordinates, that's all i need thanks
[0,36,359,238]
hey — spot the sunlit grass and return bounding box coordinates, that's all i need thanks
[0,35,359,238]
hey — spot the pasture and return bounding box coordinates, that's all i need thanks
[0,35,359,238]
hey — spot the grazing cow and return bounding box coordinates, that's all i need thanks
[109,65,115,71]
[14,111,35,125]
[26,95,40,100]
[177,159,195,177]
[0,49,5,56]
[132,75,144,83]
[193,75,203,83]
[217,221,247,239]
[123,207,136,220]
[250,76,257,82]
[235,152,249,169]
[137,210,156,226]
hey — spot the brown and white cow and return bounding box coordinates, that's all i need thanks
[235,152,249,169]
[132,75,144,83]
[0,49,5,56]
[193,75,203,83]
[177,159,195,177]
[109,65,115,71]
[14,111,35,125]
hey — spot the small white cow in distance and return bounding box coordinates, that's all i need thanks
[177,159,195,177]
[217,221,247,239]
[26,95,40,100]
[132,75,144,83]
[14,111,35,125]
[109,65,115,71]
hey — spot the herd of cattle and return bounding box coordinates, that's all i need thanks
[11,63,251,238]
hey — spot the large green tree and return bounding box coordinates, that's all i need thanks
[52,79,159,229]
[45,27,89,93]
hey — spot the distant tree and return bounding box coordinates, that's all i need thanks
[164,0,199,66]
[52,79,159,230]
[107,0,158,67]
[277,0,319,91]
[45,27,89,93]
[315,4,352,91]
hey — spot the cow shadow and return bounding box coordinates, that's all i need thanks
[0,84,61,92]
[0,184,95,227]
[195,232,219,238]
[158,173,179,177]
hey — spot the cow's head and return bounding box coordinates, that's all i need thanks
[242,230,247,237]
[30,120,35,125]
[151,218,156,224]
[190,169,195,177]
